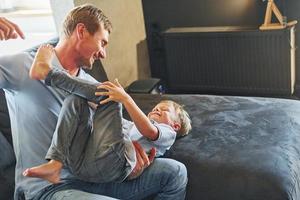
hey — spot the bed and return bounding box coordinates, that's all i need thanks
[127,93,300,200]
[1,89,300,200]
[1,39,300,199]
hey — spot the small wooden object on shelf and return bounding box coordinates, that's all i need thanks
[260,0,297,30]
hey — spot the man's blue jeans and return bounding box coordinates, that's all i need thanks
[34,158,187,200]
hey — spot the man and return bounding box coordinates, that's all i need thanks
[0,4,188,200]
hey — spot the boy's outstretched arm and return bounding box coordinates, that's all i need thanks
[96,79,159,141]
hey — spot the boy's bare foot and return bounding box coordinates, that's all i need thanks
[23,160,63,184]
[29,44,54,80]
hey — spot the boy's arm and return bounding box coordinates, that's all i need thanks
[96,80,159,141]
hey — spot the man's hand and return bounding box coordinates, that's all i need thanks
[0,17,25,40]
[127,141,156,180]
[95,79,130,104]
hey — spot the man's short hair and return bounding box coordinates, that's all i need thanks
[62,4,112,37]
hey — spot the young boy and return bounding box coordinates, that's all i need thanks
[23,45,192,183]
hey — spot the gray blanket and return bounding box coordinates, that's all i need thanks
[129,94,300,200]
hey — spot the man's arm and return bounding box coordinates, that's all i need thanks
[0,53,29,90]
[96,79,159,141]
[0,18,26,89]
[127,141,156,180]
[0,17,25,40]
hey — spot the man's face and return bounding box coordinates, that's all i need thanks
[147,102,178,127]
[77,23,109,69]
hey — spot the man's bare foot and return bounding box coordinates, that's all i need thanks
[23,160,63,184]
[29,44,54,80]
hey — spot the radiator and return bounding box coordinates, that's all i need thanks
[163,26,296,95]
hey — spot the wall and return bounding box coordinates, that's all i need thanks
[142,0,265,81]
[49,0,300,92]
[50,0,74,35]
[142,0,300,93]
[74,0,151,87]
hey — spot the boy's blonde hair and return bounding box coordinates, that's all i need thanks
[160,100,192,137]
[62,4,112,37]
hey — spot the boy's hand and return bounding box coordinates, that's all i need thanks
[127,141,156,180]
[95,79,130,104]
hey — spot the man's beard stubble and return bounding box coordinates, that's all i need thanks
[80,57,94,70]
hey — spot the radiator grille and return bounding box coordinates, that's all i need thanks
[163,27,295,95]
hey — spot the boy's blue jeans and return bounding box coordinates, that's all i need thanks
[46,95,131,182]
[45,69,131,183]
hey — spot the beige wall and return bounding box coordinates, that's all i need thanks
[50,0,74,35]
[74,0,151,87]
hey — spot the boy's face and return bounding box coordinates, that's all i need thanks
[148,102,180,131]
